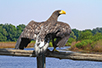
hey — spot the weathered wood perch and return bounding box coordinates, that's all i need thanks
[0,48,102,62]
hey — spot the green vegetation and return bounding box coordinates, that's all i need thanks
[0,24,26,42]
[69,28,102,52]
[75,40,93,49]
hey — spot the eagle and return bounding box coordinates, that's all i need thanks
[15,10,71,56]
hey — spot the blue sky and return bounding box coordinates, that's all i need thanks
[0,0,102,30]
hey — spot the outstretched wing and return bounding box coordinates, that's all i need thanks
[15,20,42,49]
[57,35,70,47]
[20,20,42,39]
[55,21,72,47]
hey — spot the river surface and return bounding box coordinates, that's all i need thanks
[0,47,102,68]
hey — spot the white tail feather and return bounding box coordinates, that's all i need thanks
[34,41,49,56]
[34,35,50,56]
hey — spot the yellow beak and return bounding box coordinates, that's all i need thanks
[59,10,66,14]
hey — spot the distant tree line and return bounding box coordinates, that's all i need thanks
[0,23,102,42]
[0,24,25,42]
[71,28,102,41]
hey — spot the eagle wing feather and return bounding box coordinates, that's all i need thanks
[15,20,42,49]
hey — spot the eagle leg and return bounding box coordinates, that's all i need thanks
[52,37,61,52]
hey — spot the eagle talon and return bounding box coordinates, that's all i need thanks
[53,48,59,52]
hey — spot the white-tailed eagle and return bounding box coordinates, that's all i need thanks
[15,10,71,56]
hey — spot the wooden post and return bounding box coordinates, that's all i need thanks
[37,54,46,68]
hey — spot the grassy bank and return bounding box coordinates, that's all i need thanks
[0,42,35,48]
[0,41,57,48]
[0,40,70,48]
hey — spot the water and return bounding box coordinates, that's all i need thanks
[0,47,102,68]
